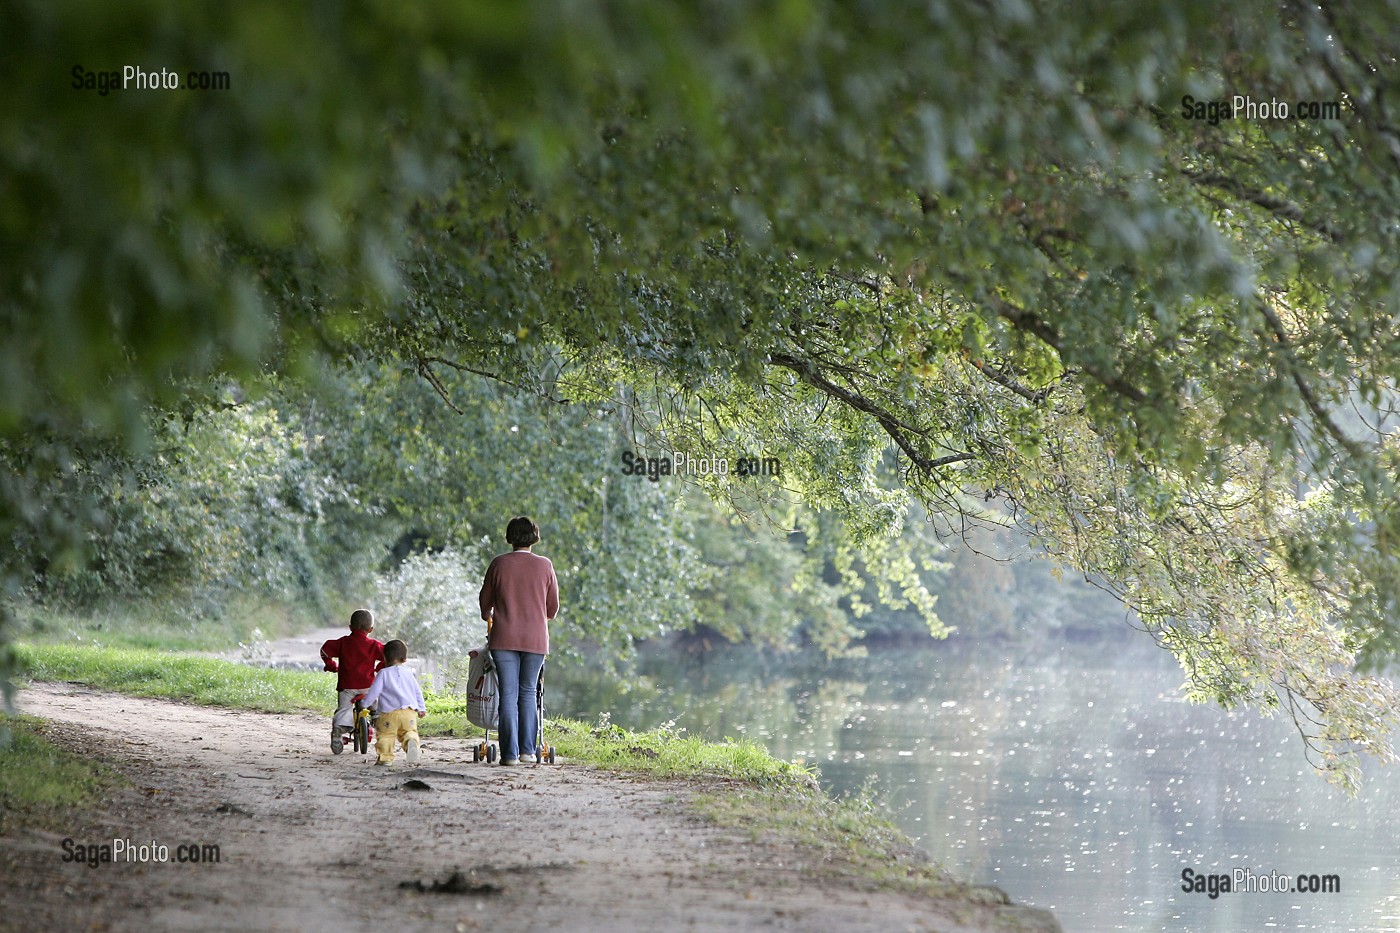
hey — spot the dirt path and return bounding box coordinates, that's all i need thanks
[3,683,1058,933]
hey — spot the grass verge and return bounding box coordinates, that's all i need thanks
[17,644,332,713]
[0,716,126,834]
[16,643,472,730]
[545,715,815,785]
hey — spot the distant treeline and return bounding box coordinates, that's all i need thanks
[15,367,1121,665]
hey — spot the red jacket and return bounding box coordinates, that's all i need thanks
[320,630,385,691]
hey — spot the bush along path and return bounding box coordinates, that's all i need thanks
[2,674,1060,932]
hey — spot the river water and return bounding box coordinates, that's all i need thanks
[550,636,1400,933]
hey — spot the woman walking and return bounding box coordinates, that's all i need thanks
[478,516,559,764]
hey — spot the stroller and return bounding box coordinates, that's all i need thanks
[465,647,556,764]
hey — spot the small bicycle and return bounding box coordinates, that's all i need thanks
[332,694,375,755]
[352,697,374,754]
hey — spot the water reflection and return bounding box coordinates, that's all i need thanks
[552,638,1400,933]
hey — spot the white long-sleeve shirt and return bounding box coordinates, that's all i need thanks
[361,663,426,714]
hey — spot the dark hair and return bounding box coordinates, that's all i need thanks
[506,516,540,548]
[350,609,374,631]
[383,639,408,663]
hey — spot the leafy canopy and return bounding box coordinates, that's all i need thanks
[7,0,1400,785]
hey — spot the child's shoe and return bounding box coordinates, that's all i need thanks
[330,728,344,755]
[405,738,421,764]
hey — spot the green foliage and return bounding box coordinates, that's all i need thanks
[13,598,318,653]
[298,364,946,661]
[14,360,952,668]
[8,0,1400,787]
[919,525,1130,641]
[372,548,484,664]
[114,397,353,604]
[299,365,710,661]
[680,485,949,653]
[13,388,365,627]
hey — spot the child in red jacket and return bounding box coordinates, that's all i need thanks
[321,608,385,754]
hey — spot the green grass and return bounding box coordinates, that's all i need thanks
[545,715,816,785]
[421,690,468,736]
[17,644,334,713]
[17,643,473,732]
[0,716,126,833]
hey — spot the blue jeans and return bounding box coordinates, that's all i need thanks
[490,649,545,761]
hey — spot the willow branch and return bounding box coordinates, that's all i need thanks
[768,352,974,474]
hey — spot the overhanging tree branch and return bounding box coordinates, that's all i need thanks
[964,356,1058,404]
[1182,169,1344,244]
[416,354,573,406]
[1253,301,1366,460]
[768,352,975,474]
[987,297,1149,404]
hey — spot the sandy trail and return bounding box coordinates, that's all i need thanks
[2,682,1057,933]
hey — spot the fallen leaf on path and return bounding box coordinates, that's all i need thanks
[399,869,502,895]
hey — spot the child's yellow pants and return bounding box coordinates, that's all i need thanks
[374,708,420,764]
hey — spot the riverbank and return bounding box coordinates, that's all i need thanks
[3,683,1058,932]
[3,648,1060,932]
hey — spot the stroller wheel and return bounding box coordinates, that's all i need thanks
[472,745,481,763]
[487,744,497,764]
[545,746,556,765]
